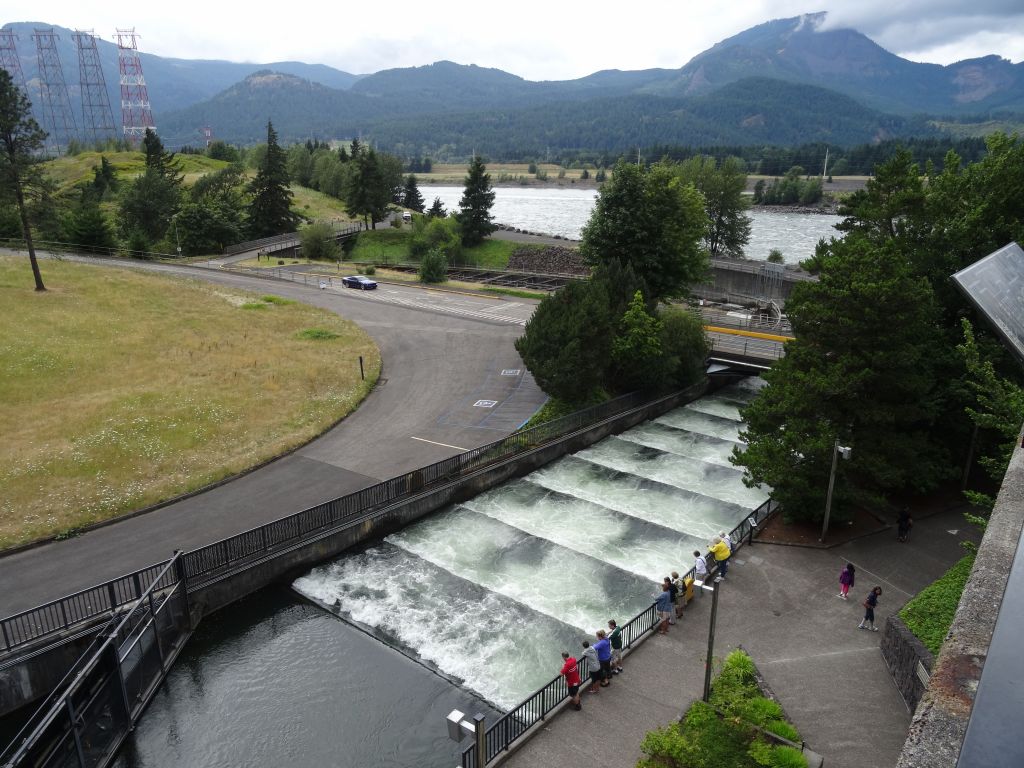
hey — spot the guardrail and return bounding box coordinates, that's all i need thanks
[0,388,669,656]
[0,555,192,768]
[0,237,178,261]
[461,496,780,768]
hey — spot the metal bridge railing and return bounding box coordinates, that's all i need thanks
[461,496,780,768]
[0,555,191,768]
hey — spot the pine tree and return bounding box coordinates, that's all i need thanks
[0,69,48,290]
[456,155,496,247]
[427,197,446,218]
[248,121,298,238]
[402,174,425,212]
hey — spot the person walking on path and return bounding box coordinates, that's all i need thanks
[559,651,583,711]
[897,508,913,542]
[693,550,708,590]
[838,563,855,599]
[709,536,731,579]
[581,640,602,693]
[664,577,679,624]
[607,620,624,674]
[655,583,673,634]
[594,630,613,687]
[858,586,883,631]
[671,571,686,618]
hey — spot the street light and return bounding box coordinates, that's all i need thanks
[820,438,852,543]
[694,575,723,702]
[446,709,486,767]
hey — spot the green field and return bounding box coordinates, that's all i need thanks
[348,228,531,269]
[0,256,380,549]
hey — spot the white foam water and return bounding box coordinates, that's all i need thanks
[576,437,768,509]
[460,480,702,581]
[527,457,749,542]
[293,383,771,713]
[387,507,656,632]
[293,545,583,709]
[617,421,741,468]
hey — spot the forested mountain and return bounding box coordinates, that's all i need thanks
[6,13,1022,154]
[644,13,1024,115]
[1,22,362,118]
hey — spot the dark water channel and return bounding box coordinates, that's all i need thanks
[105,587,497,768]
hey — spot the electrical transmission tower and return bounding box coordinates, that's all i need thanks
[115,28,155,142]
[74,30,117,144]
[33,28,79,150]
[0,28,30,95]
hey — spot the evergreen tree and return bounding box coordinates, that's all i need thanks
[119,130,183,247]
[142,128,182,183]
[427,197,447,218]
[0,69,48,290]
[402,174,425,212]
[247,121,298,238]
[456,155,496,247]
[64,199,116,252]
[676,155,752,257]
[580,160,708,303]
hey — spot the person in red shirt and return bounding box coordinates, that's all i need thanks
[560,651,583,711]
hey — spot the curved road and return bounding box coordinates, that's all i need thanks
[0,254,546,615]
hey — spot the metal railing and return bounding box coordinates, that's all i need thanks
[461,496,780,767]
[1,388,680,655]
[0,237,178,261]
[223,224,362,256]
[0,555,191,768]
[0,562,179,655]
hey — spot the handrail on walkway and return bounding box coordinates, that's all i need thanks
[460,497,780,768]
[1,387,686,656]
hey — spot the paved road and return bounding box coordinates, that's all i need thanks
[500,506,978,768]
[0,253,545,615]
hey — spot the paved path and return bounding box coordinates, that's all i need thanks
[0,254,545,615]
[502,507,978,768]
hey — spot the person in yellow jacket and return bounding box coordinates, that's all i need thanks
[708,536,731,579]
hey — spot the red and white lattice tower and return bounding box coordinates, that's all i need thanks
[74,30,117,144]
[115,28,155,142]
[200,125,214,146]
[0,28,30,95]
[33,28,79,150]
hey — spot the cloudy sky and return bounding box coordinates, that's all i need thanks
[6,1,1023,80]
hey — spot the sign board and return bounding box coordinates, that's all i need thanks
[952,242,1024,366]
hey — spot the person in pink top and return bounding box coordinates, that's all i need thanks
[838,563,855,599]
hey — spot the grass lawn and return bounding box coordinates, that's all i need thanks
[347,228,530,269]
[0,256,380,550]
[900,552,976,655]
[43,151,232,194]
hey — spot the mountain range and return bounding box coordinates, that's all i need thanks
[3,13,1022,154]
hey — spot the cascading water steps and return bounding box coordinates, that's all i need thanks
[292,379,770,710]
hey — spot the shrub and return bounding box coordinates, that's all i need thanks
[261,295,295,305]
[299,222,341,262]
[767,249,785,264]
[763,719,800,743]
[900,553,976,654]
[363,265,376,276]
[419,248,447,283]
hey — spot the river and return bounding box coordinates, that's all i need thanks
[422,185,843,264]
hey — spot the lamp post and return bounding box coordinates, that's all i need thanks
[820,438,852,543]
[695,575,722,703]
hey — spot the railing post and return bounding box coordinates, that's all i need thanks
[474,714,487,767]
[1,620,11,652]
[66,696,87,768]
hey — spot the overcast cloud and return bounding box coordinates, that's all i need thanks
[4,1,1022,79]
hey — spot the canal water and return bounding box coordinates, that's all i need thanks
[421,185,842,263]
[102,379,767,767]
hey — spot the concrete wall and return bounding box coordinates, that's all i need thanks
[694,261,814,307]
[882,614,934,712]
[897,438,1024,767]
[0,629,103,718]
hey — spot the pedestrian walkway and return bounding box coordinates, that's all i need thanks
[501,507,977,768]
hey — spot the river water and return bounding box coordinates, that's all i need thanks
[422,185,842,263]
[99,380,767,767]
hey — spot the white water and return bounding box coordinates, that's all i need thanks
[421,185,842,262]
[293,380,770,710]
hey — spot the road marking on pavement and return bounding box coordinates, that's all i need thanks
[474,400,498,407]
[410,436,469,451]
